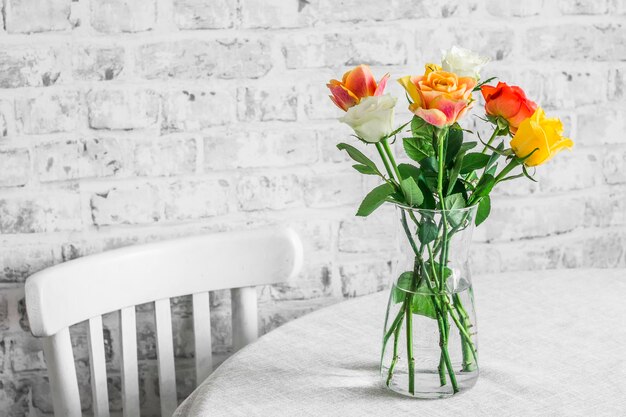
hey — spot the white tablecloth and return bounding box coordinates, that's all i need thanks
[174,269,626,417]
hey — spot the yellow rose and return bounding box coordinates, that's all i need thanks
[510,107,573,166]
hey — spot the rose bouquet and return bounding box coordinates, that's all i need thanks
[326,46,573,398]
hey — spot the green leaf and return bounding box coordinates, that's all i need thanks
[337,143,381,176]
[458,176,475,192]
[411,291,437,319]
[412,174,436,209]
[446,151,465,196]
[472,76,497,92]
[418,156,438,173]
[386,190,405,204]
[450,179,469,202]
[485,142,504,171]
[397,163,421,182]
[403,137,435,162]
[474,174,496,198]
[498,172,525,183]
[411,115,435,139]
[522,164,538,182]
[393,271,437,319]
[391,271,437,319]
[460,141,478,153]
[425,261,453,282]
[444,193,465,210]
[444,192,467,227]
[419,171,438,193]
[418,221,438,245]
[400,177,424,207]
[479,135,512,157]
[445,127,463,165]
[460,153,491,175]
[352,164,378,175]
[356,183,395,217]
[475,196,491,226]
[392,272,412,303]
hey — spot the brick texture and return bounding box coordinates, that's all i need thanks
[0,0,624,415]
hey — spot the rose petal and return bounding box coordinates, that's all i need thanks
[343,65,377,98]
[511,110,550,166]
[429,95,468,125]
[414,107,448,128]
[327,83,359,111]
[457,76,477,92]
[420,90,441,107]
[398,76,424,107]
[374,73,390,96]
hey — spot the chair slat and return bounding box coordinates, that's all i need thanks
[87,316,111,417]
[25,228,303,417]
[42,328,82,417]
[231,286,258,352]
[192,292,212,385]
[119,307,140,417]
[154,298,177,417]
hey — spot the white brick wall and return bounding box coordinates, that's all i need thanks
[0,0,624,415]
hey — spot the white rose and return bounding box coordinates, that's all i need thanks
[441,46,490,79]
[339,95,397,143]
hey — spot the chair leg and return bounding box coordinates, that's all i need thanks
[42,329,82,417]
[231,286,258,352]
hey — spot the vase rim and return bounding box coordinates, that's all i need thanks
[392,201,479,214]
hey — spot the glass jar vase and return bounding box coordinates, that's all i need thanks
[380,204,479,398]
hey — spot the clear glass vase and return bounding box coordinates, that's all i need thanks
[380,204,479,398]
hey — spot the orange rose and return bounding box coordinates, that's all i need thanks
[327,65,389,111]
[397,64,477,128]
[480,82,537,134]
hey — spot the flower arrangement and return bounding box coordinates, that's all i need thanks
[326,46,573,397]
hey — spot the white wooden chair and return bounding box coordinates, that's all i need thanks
[25,227,303,417]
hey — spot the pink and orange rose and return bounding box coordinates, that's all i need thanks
[327,65,390,111]
[397,64,477,128]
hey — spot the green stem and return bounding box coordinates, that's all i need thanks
[386,318,403,386]
[481,126,500,154]
[381,138,402,181]
[405,296,415,394]
[382,303,405,351]
[398,196,471,394]
[421,249,447,386]
[466,125,502,187]
[494,158,521,183]
[400,211,419,255]
[447,300,478,366]
[440,314,457,392]
[436,129,450,293]
[375,142,397,183]
[435,128,459,393]
[384,212,418,389]
[466,157,522,207]
[405,256,421,395]
[385,302,405,386]
[428,221,478,373]
[427,244,449,382]
[452,294,476,371]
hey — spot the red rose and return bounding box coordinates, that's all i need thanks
[481,82,538,134]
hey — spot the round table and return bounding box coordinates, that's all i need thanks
[174,269,626,416]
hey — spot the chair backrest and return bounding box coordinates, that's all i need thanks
[25,227,303,417]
